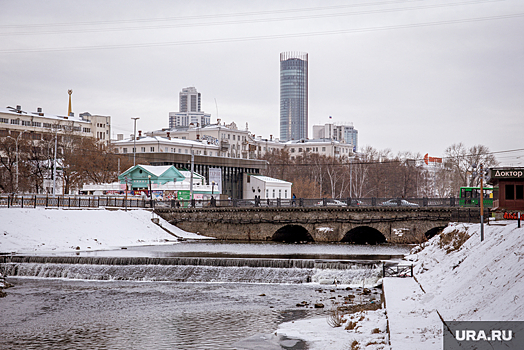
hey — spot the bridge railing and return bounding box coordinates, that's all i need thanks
[0,194,488,214]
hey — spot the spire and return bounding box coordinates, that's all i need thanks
[67,89,73,116]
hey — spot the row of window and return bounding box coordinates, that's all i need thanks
[266,188,288,199]
[2,118,92,133]
[118,147,220,157]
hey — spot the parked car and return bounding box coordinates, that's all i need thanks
[315,199,348,207]
[380,199,419,207]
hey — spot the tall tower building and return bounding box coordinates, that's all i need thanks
[280,52,308,141]
[179,87,201,113]
[169,87,210,129]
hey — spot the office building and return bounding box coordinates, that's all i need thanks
[280,52,308,141]
[169,87,210,129]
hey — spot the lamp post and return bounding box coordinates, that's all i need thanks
[131,117,139,166]
[148,174,152,208]
[7,130,25,193]
[480,163,485,242]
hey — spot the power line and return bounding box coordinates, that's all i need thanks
[0,0,504,36]
[264,147,524,167]
[0,0,499,29]
[1,12,522,54]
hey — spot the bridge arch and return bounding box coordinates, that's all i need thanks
[341,226,387,245]
[424,226,446,240]
[272,225,314,243]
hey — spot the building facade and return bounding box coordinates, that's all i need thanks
[0,105,111,145]
[280,52,308,141]
[312,122,358,151]
[169,87,210,129]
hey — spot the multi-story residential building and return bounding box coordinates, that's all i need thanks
[280,52,308,141]
[312,122,358,152]
[168,87,210,129]
[0,105,111,145]
[251,136,355,160]
[148,120,254,159]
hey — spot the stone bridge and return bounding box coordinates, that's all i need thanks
[155,207,455,244]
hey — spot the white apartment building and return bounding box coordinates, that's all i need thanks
[146,120,355,161]
[113,132,221,157]
[312,122,358,151]
[168,87,211,129]
[0,105,111,145]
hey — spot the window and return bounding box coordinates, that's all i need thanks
[150,147,154,152]
[228,134,230,139]
[272,189,275,198]
[506,184,515,200]
[322,147,326,152]
[165,147,168,152]
[0,118,8,124]
[132,147,136,153]
[285,190,288,198]
[266,189,269,198]
[233,135,235,140]
[115,148,119,153]
[185,149,188,154]
[291,148,295,153]
[517,185,524,200]
[123,148,127,154]
[43,123,52,128]
[11,119,20,125]
[141,147,146,152]
[279,189,282,198]
[298,148,302,152]
[32,121,41,127]
[83,128,91,133]
[178,149,182,153]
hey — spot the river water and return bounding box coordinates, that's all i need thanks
[0,242,410,350]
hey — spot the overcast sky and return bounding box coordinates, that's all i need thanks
[1,0,523,165]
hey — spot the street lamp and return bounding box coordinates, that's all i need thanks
[7,130,25,193]
[131,117,140,166]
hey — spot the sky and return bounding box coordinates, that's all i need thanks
[1,0,523,165]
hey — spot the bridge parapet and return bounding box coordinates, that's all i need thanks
[155,207,455,244]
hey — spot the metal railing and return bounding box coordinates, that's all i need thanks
[0,194,490,212]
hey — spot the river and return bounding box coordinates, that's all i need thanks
[0,242,410,350]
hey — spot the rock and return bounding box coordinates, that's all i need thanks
[259,294,266,297]
[314,303,324,308]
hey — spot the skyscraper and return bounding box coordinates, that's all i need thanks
[169,87,210,129]
[280,52,308,141]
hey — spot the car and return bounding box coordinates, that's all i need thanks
[380,199,419,207]
[315,199,348,207]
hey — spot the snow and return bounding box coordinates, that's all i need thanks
[2,209,523,349]
[276,221,524,349]
[277,309,389,350]
[0,208,210,253]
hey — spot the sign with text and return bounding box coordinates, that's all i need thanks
[208,168,222,195]
[491,168,524,179]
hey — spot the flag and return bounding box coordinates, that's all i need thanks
[329,116,332,119]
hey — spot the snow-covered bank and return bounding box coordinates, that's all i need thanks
[276,221,524,349]
[408,221,524,321]
[0,208,209,253]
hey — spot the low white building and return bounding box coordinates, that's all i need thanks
[243,174,292,200]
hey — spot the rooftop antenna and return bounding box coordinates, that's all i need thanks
[214,98,219,122]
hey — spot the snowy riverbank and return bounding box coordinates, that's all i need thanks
[0,207,209,254]
[277,221,524,350]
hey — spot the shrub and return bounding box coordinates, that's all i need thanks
[438,229,470,254]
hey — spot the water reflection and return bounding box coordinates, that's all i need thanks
[0,279,328,350]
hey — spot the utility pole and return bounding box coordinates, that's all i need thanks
[53,129,58,197]
[131,117,139,166]
[7,130,25,193]
[190,148,194,204]
[480,163,484,242]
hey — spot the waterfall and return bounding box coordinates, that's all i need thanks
[3,256,383,286]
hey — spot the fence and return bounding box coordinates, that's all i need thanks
[0,194,490,213]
